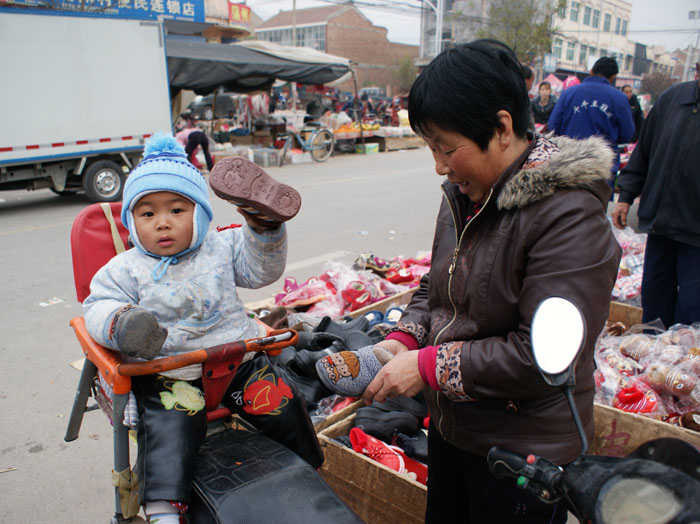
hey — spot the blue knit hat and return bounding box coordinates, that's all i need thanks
[121,132,213,280]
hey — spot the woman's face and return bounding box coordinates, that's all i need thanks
[539,85,551,99]
[423,126,503,204]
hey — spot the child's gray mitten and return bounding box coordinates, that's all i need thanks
[114,307,167,360]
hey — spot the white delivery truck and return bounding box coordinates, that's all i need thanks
[0,12,172,202]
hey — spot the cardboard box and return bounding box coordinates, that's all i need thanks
[355,143,379,154]
[229,134,253,146]
[318,413,426,524]
[252,135,273,148]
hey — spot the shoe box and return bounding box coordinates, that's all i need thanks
[318,409,427,524]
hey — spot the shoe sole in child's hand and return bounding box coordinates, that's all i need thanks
[209,156,301,222]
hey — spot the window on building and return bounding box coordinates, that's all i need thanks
[257,25,326,51]
[583,6,591,25]
[566,41,575,61]
[601,48,608,57]
[625,54,633,70]
[592,9,600,28]
[621,19,628,36]
[553,38,563,59]
[579,44,588,65]
[604,13,611,32]
[558,4,566,18]
[615,17,621,34]
[570,1,579,22]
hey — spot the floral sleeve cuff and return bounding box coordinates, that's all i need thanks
[417,346,439,390]
[435,341,475,402]
[387,320,429,347]
[385,331,419,350]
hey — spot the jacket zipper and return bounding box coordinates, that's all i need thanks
[433,186,493,435]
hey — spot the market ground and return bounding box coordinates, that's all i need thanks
[0,146,637,523]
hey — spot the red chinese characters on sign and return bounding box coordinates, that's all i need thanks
[228,2,251,26]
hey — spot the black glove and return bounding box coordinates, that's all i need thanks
[113,307,167,360]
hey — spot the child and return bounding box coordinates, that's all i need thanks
[83,133,321,524]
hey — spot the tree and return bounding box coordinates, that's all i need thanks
[640,72,676,104]
[476,0,565,64]
[393,56,418,93]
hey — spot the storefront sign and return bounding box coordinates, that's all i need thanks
[228,1,250,27]
[4,0,204,22]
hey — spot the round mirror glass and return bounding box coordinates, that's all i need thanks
[531,297,584,375]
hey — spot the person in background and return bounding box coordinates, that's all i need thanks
[612,62,700,328]
[531,81,557,130]
[622,84,644,143]
[521,64,534,96]
[548,56,635,198]
[175,114,213,172]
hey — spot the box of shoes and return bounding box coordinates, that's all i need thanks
[318,410,427,524]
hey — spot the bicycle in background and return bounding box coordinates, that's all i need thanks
[276,124,335,166]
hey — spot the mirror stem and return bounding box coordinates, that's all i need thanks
[564,385,588,456]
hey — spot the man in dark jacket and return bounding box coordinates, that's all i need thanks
[548,57,635,195]
[612,63,700,328]
[622,84,644,142]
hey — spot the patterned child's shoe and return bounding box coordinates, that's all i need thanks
[209,156,301,222]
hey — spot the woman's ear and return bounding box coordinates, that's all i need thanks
[495,110,514,150]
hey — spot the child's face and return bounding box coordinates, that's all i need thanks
[133,191,195,256]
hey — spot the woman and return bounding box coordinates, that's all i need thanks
[531,81,558,129]
[362,40,621,523]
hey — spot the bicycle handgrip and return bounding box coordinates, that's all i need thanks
[487,446,529,479]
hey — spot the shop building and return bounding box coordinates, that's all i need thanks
[255,5,419,95]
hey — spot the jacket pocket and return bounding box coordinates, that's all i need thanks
[174,310,223,337]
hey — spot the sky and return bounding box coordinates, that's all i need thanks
[245,0,700,52]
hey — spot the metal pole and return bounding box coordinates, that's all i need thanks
[435,0,443,56]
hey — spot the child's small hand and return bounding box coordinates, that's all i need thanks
[236,208,283,234]
[113,306,167,360]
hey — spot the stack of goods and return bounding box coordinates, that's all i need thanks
[332,395,429,485]
[595,323,700,432]
[610,224,646,306]
[271,252,430,319]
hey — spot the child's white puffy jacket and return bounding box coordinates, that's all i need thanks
[83,224,286,380]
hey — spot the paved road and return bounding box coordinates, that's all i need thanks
[0,146,638,522]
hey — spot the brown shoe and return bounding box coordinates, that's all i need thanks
[209,156,301,222]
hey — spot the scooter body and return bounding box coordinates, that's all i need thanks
[489,296,700,524]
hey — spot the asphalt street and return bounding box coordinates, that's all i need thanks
[0,145,638,522]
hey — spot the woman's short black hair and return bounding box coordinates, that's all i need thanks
[408,39,530,151]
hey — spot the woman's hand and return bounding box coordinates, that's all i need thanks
[362,350,424,405]
[373,338,409,356]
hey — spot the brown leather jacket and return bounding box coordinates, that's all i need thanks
[396,135,622,464]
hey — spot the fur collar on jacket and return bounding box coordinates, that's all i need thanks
[497,134,614,211]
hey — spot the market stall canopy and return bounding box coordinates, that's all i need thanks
[166,38,353,95]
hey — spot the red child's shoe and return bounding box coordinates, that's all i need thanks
[349,427,427,485]
[341,281,372,311]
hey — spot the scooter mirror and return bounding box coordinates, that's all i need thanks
[531,296,585,387]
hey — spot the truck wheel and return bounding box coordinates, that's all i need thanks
[83,160,125,202]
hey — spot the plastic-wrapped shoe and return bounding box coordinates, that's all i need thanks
[349,427,427,484]
[209,156,301,222]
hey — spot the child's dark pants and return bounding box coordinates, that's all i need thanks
[131,354,323,506]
